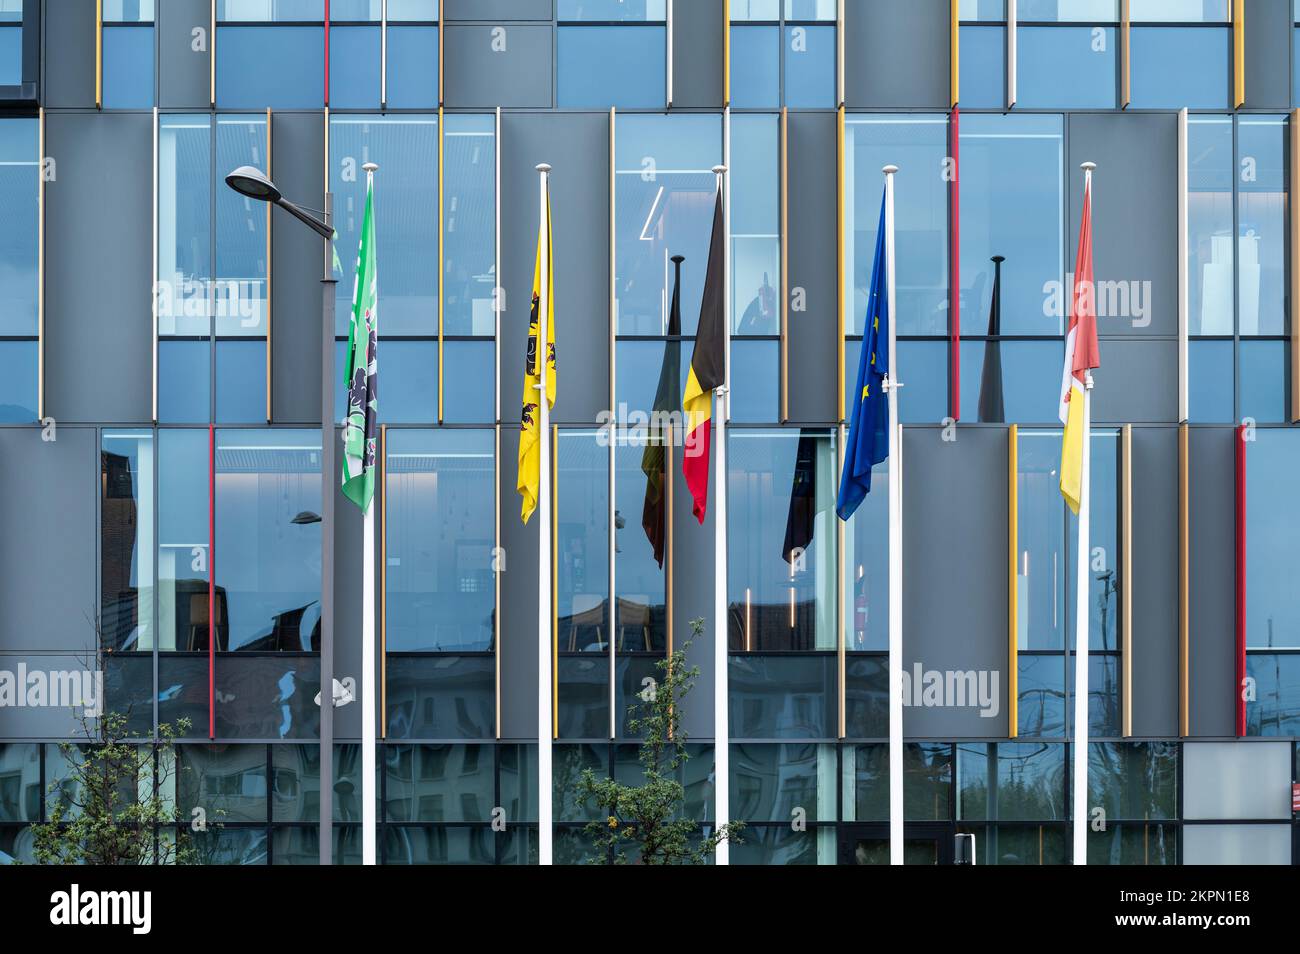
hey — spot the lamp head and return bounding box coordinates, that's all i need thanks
[224,166,281,203]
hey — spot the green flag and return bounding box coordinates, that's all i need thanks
[341,177,378,512]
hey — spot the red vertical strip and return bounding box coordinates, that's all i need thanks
[1234,423,1247,737]
[208,424,216,740]
[949,106,961,422]
[324,0,331,108]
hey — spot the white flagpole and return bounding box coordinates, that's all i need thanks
[1071,161,1096,866]
[361,162,379,867]
[882,164,904,866]
[535,162,554,867]
[712,163,731,866]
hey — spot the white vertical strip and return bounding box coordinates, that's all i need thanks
[882,165,903,866]
[724,108,732,422]
[1177,107,1189,423]
[1006,0,1017,109]
[151,106,159,422]
[535,163,554,867]
[361,167,380,868]
[381,0,388,108]
[495,106,502,425]
[609,107,618,740]
[1072,168,1094,866]
[666,0,674,107]
[713,163,731,866]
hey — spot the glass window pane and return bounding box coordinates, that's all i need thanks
[388,0,438,20]
[1017,26,1116,109]
[844,462,888,652]
[556,429,609,649]
[961,0,1006,18]
[729,340,779,422]
[379,339,438,424]
[1017,653,1066,736]
[0,744,39,823]
[1247,431,1300,649]
[1187,116,1234,335]
[960,113,1064,336]
[558,26,666,108]
[331,115,438,337]
[558,0,666,21]
[1088,741,1177,819]
[852,742,953,822]
[329,25,380,108]
[730,654,837,737]
[845,339,947,423]
[385,745,495,822]
[732,743,836,821]
[386,25,438,107]
[102,26,155,108]
[215,115,269,337]
[217,339,267,423]
[957,742,1066,820]
[1081,431,1119,652]
[216,656,321,738]
[844,654,886,735]
[1018,0,1117,19]
[0,340,36,422]
[0,118,36,335]
[1239,339,1287,424]
[158,115,212,338]
[102,430,155,652]
[615,114,722,336]
[1130,0,1228,20]
[178,745,268,823]
[729,25,779,108]
[442,113,496,336]
[728,429,837,651]
[218,0,324,20]
[1237,116,1287,336]
[158,339,211,424]
[214,428,322,651]
[1246,654,1300,735]
[1088,822,1178,864]
[613,433,668,655]
[784,24,835,107]
[0,26,19,87]
[960,339,1066,424]
[441,340,495,423]
[1188,339,1233,422]
[1017,429,1067,650]
[385,655,494,739]
[732,0,780,19]
[216,26,325,109]
[158,429,209,653]
[785,0,836,20]
[330,0,381,18]
[1129,26,1229,109]
[385,429,495,653]
[104,1,156,22]
[958,26,1006,108]
[845,116,949,336]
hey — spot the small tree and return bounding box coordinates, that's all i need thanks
[32,710,197,865]
[574,618,744,864]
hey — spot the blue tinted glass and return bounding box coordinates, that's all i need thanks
[1074,653,1120,735]
[1018,27,1115,108]
[845,339,948,423]
[330,0,381,18]
[960,339,1065,423]
[1017,653,1066,737]
[844,464,889,652]
[158,115,212,337]
[215,116,269,336]
[331,116,438,337]
[845,655,887,733]
[1129,26,1229,109]
[381,340,438,423]
[1239,339,1287,424]
[385,655,494,738]
[957,742,1066,820]
[730,655,837,738]
[329,25,379,108]
[960,113,1064,336]
[159,339,210,423]
[784,24,834,107]
[216,657,321,739]
[731,114,780,335]
[732,743,837,821]
[958,26,1005,108]
[1130,0,1227,20]
[442,113,495,336]
[1237,117,1287,337]
[1188,339,1233,422]
[441,340,495,423]
[101,430,154,652]
[157,429,209,654]
[558,656,608,737]
[785,0,835,19]
[556,431,609,656]
[1295,30,1300,106]
[729,340,779,422]
[613,438,668,655]
[216,26,324,109]
[1246,654,1300,735]
[386,26,438,108]
[1246,431,1300,650]
[1017,430,1068,651]
[388,0,438,20]
[615,340,679,416]
[0,340,36,422]
[1018,0,1116,19]
[558,0,666,20]
[558,26,666,108]
[214,428,322,653]
[216,339,267,423]
[961,0,1006,19]
[0,118,38,335]
[729,25,780,108]
[732,0,780,18]
[0,27,19,85]
[217,0,324,20]
[385,430,495,652]
[1187,117,1234,335]
[102,26,154,108]
[728,429,837,651]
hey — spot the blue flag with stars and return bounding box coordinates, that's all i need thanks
[836,194,890,521]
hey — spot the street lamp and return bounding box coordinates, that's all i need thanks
[225,165,337,866]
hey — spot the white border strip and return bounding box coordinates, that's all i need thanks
[1177,107,1188,423]
[1007,0,1017,109]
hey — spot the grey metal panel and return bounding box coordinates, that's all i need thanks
[157,0,211,109]
[499,112,609,426]
[42,0,96,109]
[0,427,97,655]
[1129,425,1178,737]
[1068,113,1178,338]
[1244,0,1291,110]
[271,112,326,426]
[331,427,364,742]
[443,24,553,109]
[1188,426,1235,737]
[443,0,554,20]
[844,0,950,109]
[44,112,153,425]
[902,427,1009,738]
[498,425,540,740]
[672,435,714,741]
[786,111,838,425]
[672,0,723,108]
[1091,338,1178,424]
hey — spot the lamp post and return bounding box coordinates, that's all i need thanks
[225,165,336,866]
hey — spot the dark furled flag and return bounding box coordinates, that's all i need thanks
[978,254,1005,424]
[783,429,820,564]
[681,185,726,524]
[641,254,684,566]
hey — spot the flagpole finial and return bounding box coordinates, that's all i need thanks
[712,164,727,175]
[671,254,685,264]
[1081,161,1097,173]
[362,162,379,173]
[882,164,899,175]
[536,163,552,173]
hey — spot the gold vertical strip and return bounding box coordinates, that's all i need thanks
[551,424,559,740]
[780,107,789,423]
[1120,0,1131,108]
[723,0,730,106]
[438,107,444,423]
[1008,424,1019,739]
[837,423,846,739]
[494,424,501,739]
[380,424,388,738]
[95,0,103,109]
[266,108,273,424]
[1121,424,1133,738]
[949,0,959,108]
[1178,422,1190,736]
[1291,110,1300,422]
[837,103,845,423]
[37,107,44,422]
[1233,0,1245,108]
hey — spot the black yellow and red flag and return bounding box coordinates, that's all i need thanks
[681,184,726,524]
[641,254,684,565]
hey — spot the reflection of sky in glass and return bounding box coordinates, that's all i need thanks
[1237,117,1287,336]
[845,462,888,651]
[0,117,38,335]
[958,26,1004,108]
[556,431,609,652]
[442,114,496,336]
[730,115,780,335]
[557,26,666,108]
[215,116,269,336]
[1187,116,1233,335]
[1246,431,1300,649]
[1129,26,1229,109]
[1017,27,1116,109]
[613,438,667,654]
